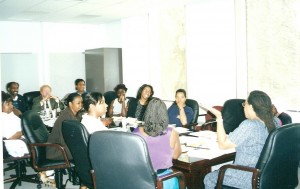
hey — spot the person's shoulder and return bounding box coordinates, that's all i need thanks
[168,104,176,110]
[17,94,25,99]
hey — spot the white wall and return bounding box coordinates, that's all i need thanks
[1,0,246,105]
[0,21,122,98]
[121,16,152,98]
[186,0,237,108]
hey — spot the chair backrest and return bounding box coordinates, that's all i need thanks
[89,131,157,189]
[185,99,199,124]
[278,112,292,125]
[103,91,117,117]
[21,110,49,165]
[62,120,93,188]
[126,97,138,118]
[205,106,223,121]
[256,123,300,189]
[221,99,246,134]
[23,91,40,110]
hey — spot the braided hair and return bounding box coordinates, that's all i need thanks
[143,98,169,137]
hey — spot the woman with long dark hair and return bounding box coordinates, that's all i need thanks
[126,84,154,121]
[203,90,279,189]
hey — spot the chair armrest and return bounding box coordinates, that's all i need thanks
[182,123,198,131]
[216,164,260,189]
[91,169,96,189]
[157,170,185,189]
[29,143,70,170]
[200,119,217,131]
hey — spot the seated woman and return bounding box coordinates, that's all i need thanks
[74,78,88,96]
[202,90,280,189]
[133,98,181,189]
[46,93,83,161]
[127,84,154,121]
[168,89,194,127]
[272,104,292,126]
[1,91,23,140]
[108,84,129,117]
[32,84,65,113]
[81,92,108,134]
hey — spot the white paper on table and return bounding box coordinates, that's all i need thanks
[174,127,190,134]
[188,130,217,140]
[187,145,235,160]
[179,135,210,147]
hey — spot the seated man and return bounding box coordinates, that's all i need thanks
[168,89,194,127]
[6,82,27,117]
[32,85,65,113]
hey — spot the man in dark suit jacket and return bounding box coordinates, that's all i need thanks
[32,84,65,113]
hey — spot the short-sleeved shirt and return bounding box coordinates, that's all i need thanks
[1,112,21,139]
[167,104,194,127]
[112,98,129,115]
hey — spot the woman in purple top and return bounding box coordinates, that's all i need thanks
[133,98,181,189]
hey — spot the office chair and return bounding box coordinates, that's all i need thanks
[21,110,71,189]
[4,153,40,189]
[23,91,40,110]
[278,112,292,125]
[200,106,223,131]
[185,99,199,124]
[62,120,93,189]
[221,99,246,134]
[89,131,185,189]
[103,91,117,117]
[216,123,300,189]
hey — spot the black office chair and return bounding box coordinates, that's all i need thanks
[221,99,246,134]
[216,123,300,189]
[89,131,185,189]
[278,112,292,125]
[103,91,117,117]
[4,152,40,189]
[185,99,199,124]
[62,120,93,189]
[21,110,71,189]
[23,91,40,110]
[200,105,223,132]
[126,97,138,118]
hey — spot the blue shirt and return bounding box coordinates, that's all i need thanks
[167,104,194,127]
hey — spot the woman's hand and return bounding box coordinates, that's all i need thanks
[118,94,125,103]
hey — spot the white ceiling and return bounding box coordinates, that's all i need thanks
[0,0,195,24]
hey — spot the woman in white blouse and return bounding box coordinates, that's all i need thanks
[81,92,108,134]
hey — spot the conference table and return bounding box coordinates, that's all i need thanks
[172,129,236,189]
[172,152,235,189]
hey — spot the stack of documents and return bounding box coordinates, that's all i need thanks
[179,131,235,160]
